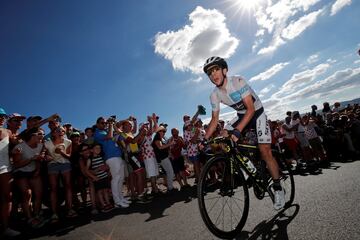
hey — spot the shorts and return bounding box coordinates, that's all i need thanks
[228,107,271,144]
[143,157,159,178]
[170,156,185,174]
[283,138,298,152]
[94,178,110,191]
[48,162,72,174]
[188,155,199,163]
[13,170,35,179]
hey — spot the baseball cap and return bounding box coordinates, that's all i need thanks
[8,113,26,120]
[27,116,42,122]
[0,108,7,116]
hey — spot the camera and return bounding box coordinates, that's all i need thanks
[108,115,116,122]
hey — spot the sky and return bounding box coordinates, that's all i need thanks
[1,0,360,133]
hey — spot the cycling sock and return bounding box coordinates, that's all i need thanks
[273,179,282,191]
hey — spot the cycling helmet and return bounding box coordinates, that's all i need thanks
[203,56,228,74]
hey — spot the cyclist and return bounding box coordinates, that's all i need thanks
[203,56,285,210]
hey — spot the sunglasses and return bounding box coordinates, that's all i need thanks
[206,66,221,76]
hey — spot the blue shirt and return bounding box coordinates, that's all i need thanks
[94,128,122,160]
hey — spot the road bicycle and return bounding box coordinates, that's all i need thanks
[197,136,295,239]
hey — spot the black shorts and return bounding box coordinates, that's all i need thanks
[170,156,185,174]
[13,170,35,179]
[94,178,110,191]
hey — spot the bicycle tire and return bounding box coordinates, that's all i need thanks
[197,155,249,239]
[280,163,295,207]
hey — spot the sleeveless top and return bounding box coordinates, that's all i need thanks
[13,142,43,173]
[0,136,12,174]
[44,138,71,164]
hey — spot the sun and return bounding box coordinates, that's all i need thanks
[227,0,263,13]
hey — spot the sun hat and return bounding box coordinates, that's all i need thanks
[156,126,167,133]
[8,113,26,120]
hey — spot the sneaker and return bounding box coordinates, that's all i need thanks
[91,208,99,215]
[114,201,129,208]
[121,198,131,204]
[1,227,21,237]
[274,189,285,210]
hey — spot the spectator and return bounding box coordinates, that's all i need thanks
[281,116,299,161]
[322,102,332,119]
[78,143,98,215]
[69,131,87,208]
[169,128,189,189]
[302,115,327,162]
[0,108,21,237]
[291,111,312,163]
[333,102,341,113]
[311,105,318,118]
[139,115,160,195]
[83,127,95,145]
[117,119,148,202]
[152,125,176,192]
[12,127,45,228]
[86,143,113,213]
[44,126,76,223]
[184,120,201,183]
[93,117,130,208]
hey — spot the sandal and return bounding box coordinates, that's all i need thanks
[66,209,78,218]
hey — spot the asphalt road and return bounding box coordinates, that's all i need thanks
[14,160,360,240]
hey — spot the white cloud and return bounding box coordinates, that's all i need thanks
[307,54,319,64]
[186,76,203,83]
[260,84,276,95]
[330,0,352,16]
[281,8,324,40]
[264,66,360,120]
[253,0,325,55]
[249,62,290,82]
[277,63,330,95]
[154,6,239,74]
[354,59,360,64]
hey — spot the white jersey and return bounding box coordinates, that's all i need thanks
[210,76,263,114]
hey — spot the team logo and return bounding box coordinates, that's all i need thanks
[258,130,263,137]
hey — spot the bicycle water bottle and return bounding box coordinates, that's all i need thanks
[239,155,257,175]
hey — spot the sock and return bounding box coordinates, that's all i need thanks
[273,179,282,191]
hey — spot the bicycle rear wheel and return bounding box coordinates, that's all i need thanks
[197,155,249,239]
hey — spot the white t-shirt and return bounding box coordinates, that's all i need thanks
[210,76,263,114]
[44,138,71,164]
[282,123,295,139]
[0,135,12,174]
[12,142,43,173]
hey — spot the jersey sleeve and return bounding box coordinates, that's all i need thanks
[210,90,220,112]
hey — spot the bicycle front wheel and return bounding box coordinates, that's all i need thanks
[197,155,249,239]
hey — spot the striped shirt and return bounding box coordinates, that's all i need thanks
[88,156,108,180]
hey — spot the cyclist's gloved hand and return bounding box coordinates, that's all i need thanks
[231,129,242,142]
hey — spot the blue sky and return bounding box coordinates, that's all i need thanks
[1,0,360,132]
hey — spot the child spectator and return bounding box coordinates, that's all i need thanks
[86,144,113,213]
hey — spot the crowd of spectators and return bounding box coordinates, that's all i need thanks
[0,101,359,238]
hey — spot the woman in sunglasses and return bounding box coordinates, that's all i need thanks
[44,126,76,223]
[12,127,45,228]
